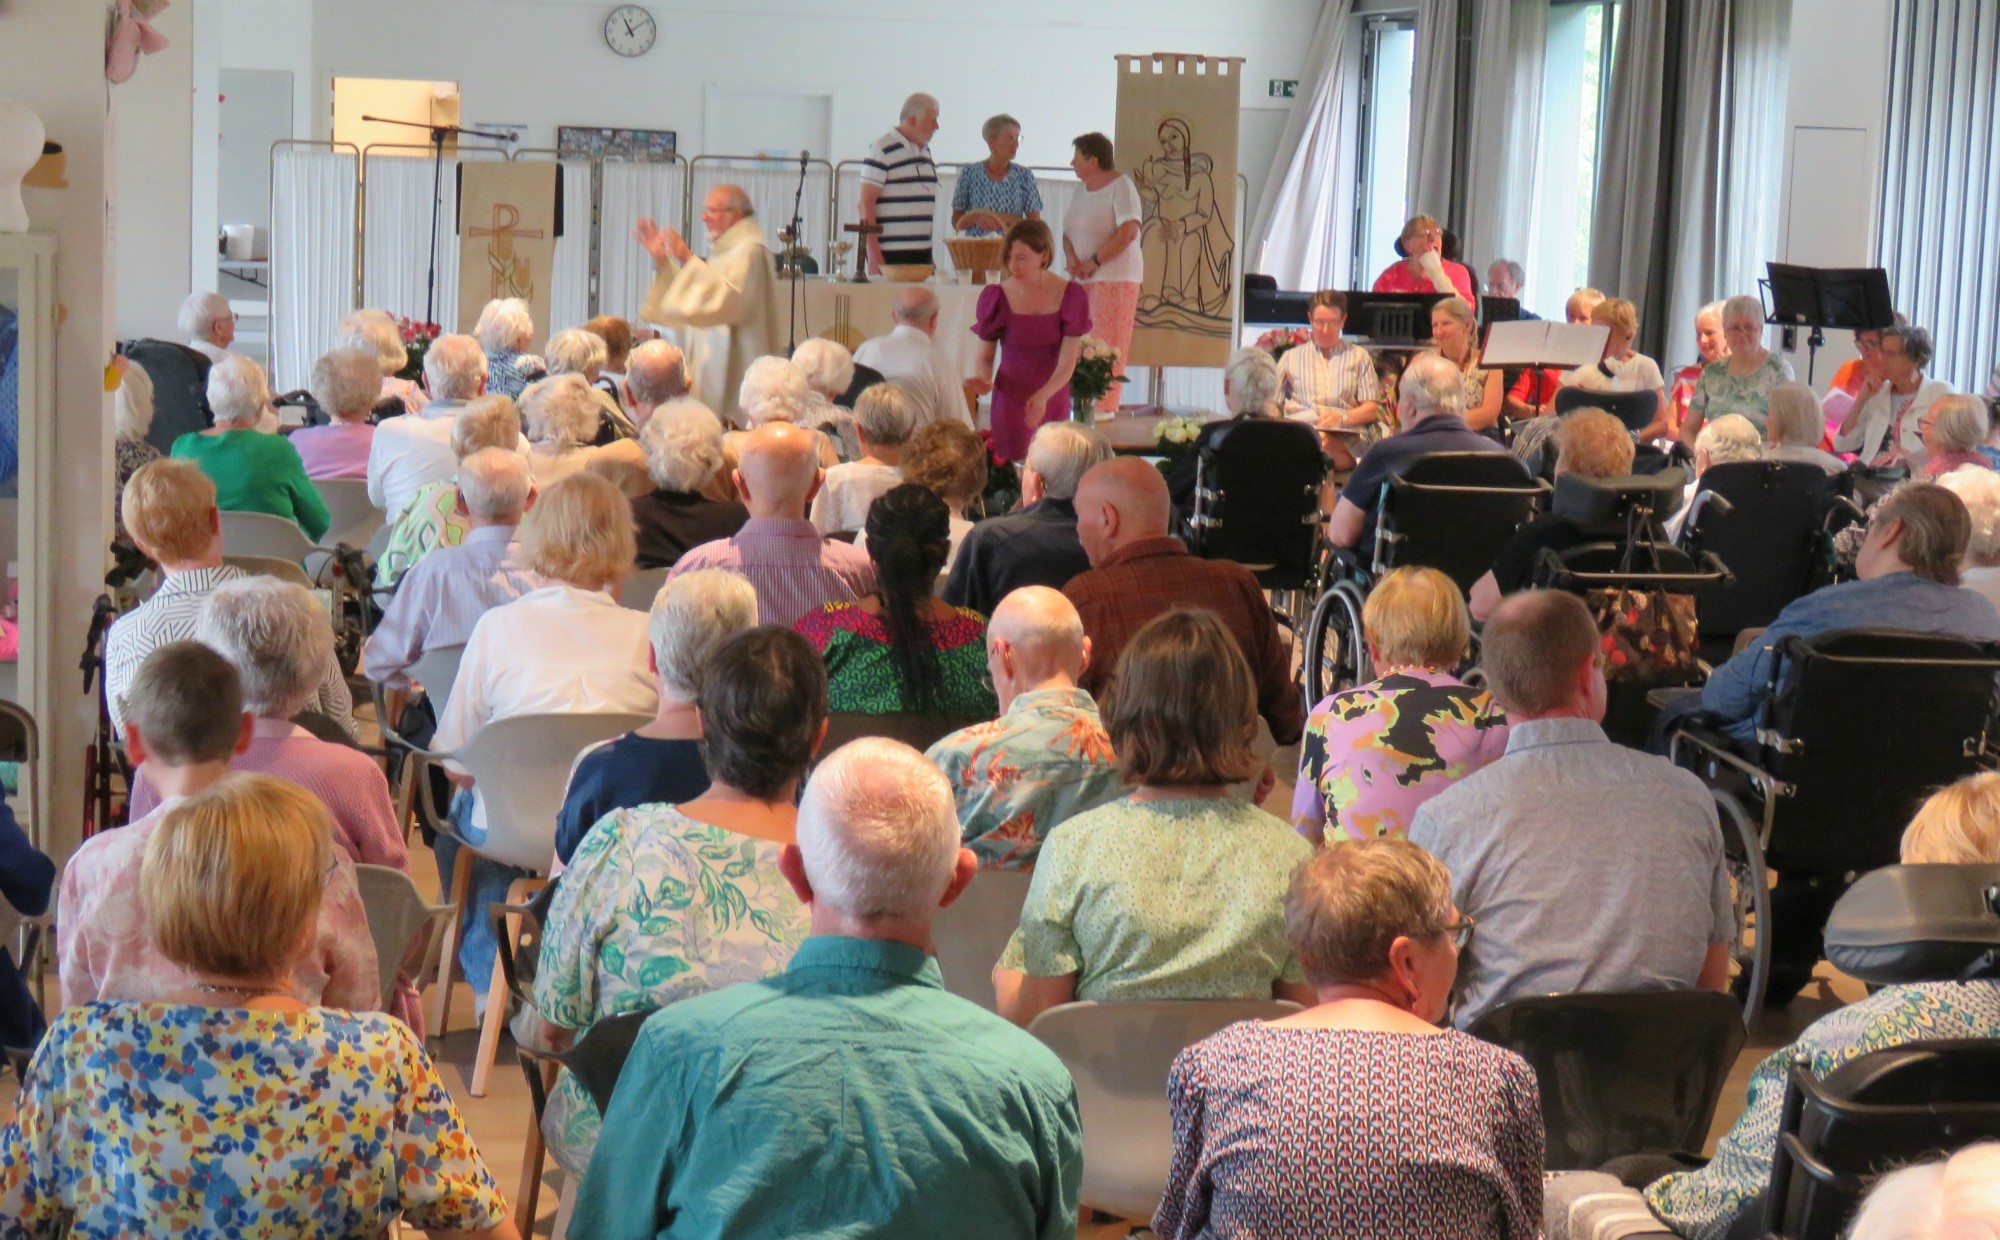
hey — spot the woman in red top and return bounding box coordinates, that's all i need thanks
[1371,215,1476,302]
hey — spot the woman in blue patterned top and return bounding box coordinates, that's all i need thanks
[473,296,546,400]
[952,114,1044,237]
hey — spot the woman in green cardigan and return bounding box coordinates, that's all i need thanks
[170,354,330,542]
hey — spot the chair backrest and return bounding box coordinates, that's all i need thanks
[1467,989,1746,1170]
[1552,385,1657,432]
[561,1008,658,1115]
[120,338,213,453]
[1761,630,2000,872]
[1681,461,1838,642]
[819,712,983,756]
[219,510,318,563]
[1551,469,1688,537]
[618,566,670,612]
[454,711,654,871]
[313,478,384,551]
[1187,419,1324,582]
[1821,864,2000,987]
[1376,451,1548,593]
[352,863,450,1009]
[931,869,1034,1012]
[1028,999,1302,1222]
[408,644,467,716]
[1769,1039,2000,1240]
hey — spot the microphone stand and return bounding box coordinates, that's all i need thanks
[785,148,809,353]
[360,115,519,328]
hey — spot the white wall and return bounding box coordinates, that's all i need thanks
[113,0,195,341]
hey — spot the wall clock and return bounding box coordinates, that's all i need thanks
[604,5,657,57]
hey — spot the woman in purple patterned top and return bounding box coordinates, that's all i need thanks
[1155,838,1544,1240]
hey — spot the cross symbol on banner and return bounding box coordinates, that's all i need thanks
[468,203,544,299]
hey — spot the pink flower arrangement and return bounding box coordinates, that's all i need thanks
[1254,326,1311,360]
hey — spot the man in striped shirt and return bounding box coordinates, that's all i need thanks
[860,92,941,274]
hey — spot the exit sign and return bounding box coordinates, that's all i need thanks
[1269,79,1299,98]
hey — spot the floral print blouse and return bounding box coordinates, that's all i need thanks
[1688,352,1794,434]
[0,1003,506,1238]
[924,686,1125,869]
[533,803,810,1178]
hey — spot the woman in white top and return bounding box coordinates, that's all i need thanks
[1834,323,1954,472]
[1560,296,1669,441]
[1277,290,1382,470]
[811,382,912,534]
[520,374,602,488]
[1061,131,1142,415]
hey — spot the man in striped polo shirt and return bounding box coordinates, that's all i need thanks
[860,92,941,274]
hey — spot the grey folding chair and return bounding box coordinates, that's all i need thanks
[1029,998,1303,1223]
[352,863,453,1022]
[932,869,1033,1012]
[313,477,385,551]
[617,566,670,611]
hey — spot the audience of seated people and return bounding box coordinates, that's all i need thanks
[572,737,1082,1238]
[1156,838,1543,1240]
[373,394,532,587]
[106,459,355,738]
[853,286,974,434]
[1470,407,1639,621]
[1411,590,1733,1029]
[60,641,381,1016]
[288,346,379,480]
[339,307,426,415]
[552,568,756,864]
[810,382,913,534]
[995,608,1316,1026]
[670,421,876,629]
[1328,350,1504,557]
[1763,380,1847,474]
[0,785,54,1051]
[798,483,999,718]
[544,327,636,443]
[1066,456,1304,746]
[17,773,515,1238]
[536,625,825,1178]
[630,397,750,570]
[791,336,862,459]
[475,296,546,400]
[857,417,987,576]
[367,332,504,521]
[926,585,1121,869]
[943,419,1113,614]
[170,353,331,541]
[1294,566,1510,844]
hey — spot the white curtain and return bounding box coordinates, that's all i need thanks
[1460,0,1548,272]
[1250,0,1355,289]
[1880,0,2000,391]
[547,158,593,330]
[690,158,832,266]
[1406,0,1460,223]
[360,149,472,335]
[598,160,687,323]
[270,145,358,393]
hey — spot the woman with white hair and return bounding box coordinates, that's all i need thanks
[112,358,161,541]
[545,327,635,443]
[520,373,604,487]
[1668,413,1763,538]
[791,337,862,460]
[810,382,914,534]
[1846,1143,2000,1240]
[725,354,841,469]
[177,290,235,363]
[1167,346,1285,512]
[632,399,748,570]
[169,354,330,541]
[289,347,380,480]
[473,296,545,399]
[1936,465,2000,610]
[374,395,528,588]
[1919,393,1993,478]
[1679,293,1795,446]
[1668,300,1730,439]
[1764,381,1846,475]
[1835,323,1952,471]
[338,308,424,415]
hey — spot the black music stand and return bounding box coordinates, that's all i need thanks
[1761,263,1895,385]
[360,114,520,329]
[1344,291,1449,347]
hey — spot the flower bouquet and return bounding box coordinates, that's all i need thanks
[1150,415,1206,479]
[1255,326,1310,361]
[394,316,442,383]
[1069,335,1123,419]
[977,429,1022,517]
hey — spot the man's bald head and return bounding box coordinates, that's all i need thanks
[1074,456,1173,566]
[987,586,1089,706]
[892,287,941,332]
[734,422,822,518]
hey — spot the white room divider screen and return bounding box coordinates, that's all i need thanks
[269,143,359,392]
[359,145,487,337]
[597,159,689,325]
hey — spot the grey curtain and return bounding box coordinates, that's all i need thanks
[1407,0,1461,225]
[1249,0,1358,288]
[1590,0,1683,360]
[1460,0,1549,273]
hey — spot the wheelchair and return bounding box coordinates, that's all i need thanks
[1665,630,2000,1024]
[1301,451,1548,705]
[1183,416,1331,635]
[1674,459,1853,664]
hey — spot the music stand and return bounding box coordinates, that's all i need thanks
[360,114,520,330]
[1761,263,1895,384]
[1344,291,1449,347]
[1480,321,1612,418]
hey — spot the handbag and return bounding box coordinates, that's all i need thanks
[1587,512,1701,684]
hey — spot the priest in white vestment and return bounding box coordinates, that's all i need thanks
[635,184,781,424]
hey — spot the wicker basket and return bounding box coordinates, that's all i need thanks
[946,236,1006,283]
[882,263,935,283]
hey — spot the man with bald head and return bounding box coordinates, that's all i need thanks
[1064,458,1304,744]
[668,421,875,627]
[636,184,780,422]
[925,586,1123,869]
[853,286,972,432]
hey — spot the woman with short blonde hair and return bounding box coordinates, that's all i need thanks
[1422,296,1504,431]
[1295,567,1508,844]
[1469,409,1637,620]
[1902,771,2000,864]
[996,608,1317,1028]
[338,308,424,414]
[0,771,519,1238]
[517,471,637,590]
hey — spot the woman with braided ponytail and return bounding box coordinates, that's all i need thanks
[795,483,999,718]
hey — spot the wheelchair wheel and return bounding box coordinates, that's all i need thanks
[1712,786,1771,1029]
[1303,580,1371,706]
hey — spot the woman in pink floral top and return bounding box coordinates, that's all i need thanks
[1293,568,1508,843]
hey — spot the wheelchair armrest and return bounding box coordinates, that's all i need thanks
[1669,724,1789,809]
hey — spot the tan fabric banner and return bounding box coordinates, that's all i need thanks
[1116,53,1244,368]
[456,161,557,344]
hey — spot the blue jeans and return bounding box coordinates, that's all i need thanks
[433,790,533,1013]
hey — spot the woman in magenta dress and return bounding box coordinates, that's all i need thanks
[970,219,1092,462]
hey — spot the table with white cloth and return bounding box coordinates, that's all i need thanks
[795,279,984,379]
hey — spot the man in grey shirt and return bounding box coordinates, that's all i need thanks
[1410,590,1733,1029]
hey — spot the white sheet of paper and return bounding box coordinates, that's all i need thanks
[1480,320,1612,368]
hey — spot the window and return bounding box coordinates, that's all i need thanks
[1352,15,1417,285]
[1523,0,1617,318]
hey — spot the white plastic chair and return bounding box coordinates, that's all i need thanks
[409,710,652,1090]
[218,510,322,591]
[932,868,1033,1012]
[617,566,670,611]
[314,477,385,550]
[1028,998,1303,1223]
[352,863,453,1022]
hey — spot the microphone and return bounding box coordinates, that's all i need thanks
[800,149,810,171]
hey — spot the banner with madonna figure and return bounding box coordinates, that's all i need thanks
[1115,53,1243,368]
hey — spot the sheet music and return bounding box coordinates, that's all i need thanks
[1479,320,1611,369]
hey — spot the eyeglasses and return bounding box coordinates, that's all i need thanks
[1439,913,1476,950]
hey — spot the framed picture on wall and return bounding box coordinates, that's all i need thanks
[557,126,678,160]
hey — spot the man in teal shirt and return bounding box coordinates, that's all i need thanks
[572,736,1084,1240]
